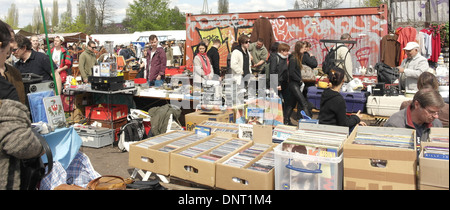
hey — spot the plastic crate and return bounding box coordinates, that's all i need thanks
[341,91,367,113]
[307,86,367,113]
[274,144,343,190]
[76,127,114,148]
[85,104,128,121]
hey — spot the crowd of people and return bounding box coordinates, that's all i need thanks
[0,17,448,189]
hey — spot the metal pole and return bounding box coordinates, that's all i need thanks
[39,0,58,95]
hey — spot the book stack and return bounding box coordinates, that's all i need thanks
[158,134,205,152]
[197,139,249,162]
[134,131,189,148]
[353,132,414,149]
[223,143,271,168]
[178,136,229,157]
[248,150,275,172]
[281,129,348,157]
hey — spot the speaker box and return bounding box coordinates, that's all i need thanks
[28,81,55,93]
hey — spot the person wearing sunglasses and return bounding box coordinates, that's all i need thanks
[79,41,98,83]
[385,88,445,155]
[13,34,54,82]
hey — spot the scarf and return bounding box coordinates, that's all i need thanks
[197,53,211,76]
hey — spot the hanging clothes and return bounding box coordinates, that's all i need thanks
[250,17,275,50]
[418,31,432,59]
[396,26,417,65]
[420,28,441,63]
[380,33,401,67]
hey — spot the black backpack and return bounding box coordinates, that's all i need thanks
[374,62,399,84]
[322,45,345,75]
[118,118,147,152]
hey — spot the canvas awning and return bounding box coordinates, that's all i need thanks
[37,32,87,43]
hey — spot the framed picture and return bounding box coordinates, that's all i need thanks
[43,95,66,127]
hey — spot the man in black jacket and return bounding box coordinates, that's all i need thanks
[207,39,221,78]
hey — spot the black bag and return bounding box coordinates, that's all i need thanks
[375,62,399,84]
[322,45,345,75]
[20,130,53,190]
[118,118,147,152]
[126,180,167,190]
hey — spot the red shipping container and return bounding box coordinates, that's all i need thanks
[85,104,128,121]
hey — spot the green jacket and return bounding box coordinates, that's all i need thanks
[79,49,98,80]
[148,104,181,136]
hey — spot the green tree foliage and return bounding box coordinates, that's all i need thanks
[125,0,186,32]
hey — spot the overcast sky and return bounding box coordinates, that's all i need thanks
[0,0,354,29]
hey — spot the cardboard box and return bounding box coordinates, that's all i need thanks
[419,128,449,189]
[344,126,417,190]
[185,110,235,131]
[128,131,191,175]
[170,135,251,187]
[216,125,276,190]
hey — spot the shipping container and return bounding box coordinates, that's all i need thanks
[185,5,388,72]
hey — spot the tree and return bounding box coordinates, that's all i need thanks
[67,0,73,21]
[96,0,114,33]
[294,0,300,10]
[362,0,387,7]
[52,0,59,31]
[297,0,343,9]
[5,3,19,29]
[125,0,186,32]
[218,0,229,14]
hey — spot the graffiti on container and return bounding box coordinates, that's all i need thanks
[187,11,387,69]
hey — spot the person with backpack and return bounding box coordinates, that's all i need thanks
[268,43,290,124]
[322,33,354,82]
[285,41,312,124]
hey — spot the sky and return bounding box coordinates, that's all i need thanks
[0,0,354,29]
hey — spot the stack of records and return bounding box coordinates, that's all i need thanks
[197,139,249,162]
[281,129,347,157]
[178,136,229,158]
[353,132,414,149]
[135,131,189,148]
[429,134,449,144]
[158,134,205,152]
[223,143,270,168]
[272,125,297,143]
[423,146,449,160]
[248,150,275,172]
